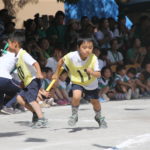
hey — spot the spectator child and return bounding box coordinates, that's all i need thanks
[136,63,150,96]
[114,65,132,100]
[126,68,140,99]
[46,46,63,72]
[98,67,114,101]
[58,70,71,104]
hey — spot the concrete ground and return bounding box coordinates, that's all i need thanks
[0,99,150,150]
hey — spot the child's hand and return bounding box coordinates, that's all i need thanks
[52,73,59,80]
[44,91,51,98]
[37,73,44,79]
[86,68,93,75]
[20,81,25,89]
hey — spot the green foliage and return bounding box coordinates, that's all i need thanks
[2,0,38,16]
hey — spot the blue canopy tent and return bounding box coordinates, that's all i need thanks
[65,0,119,20]
[64,0,132,28]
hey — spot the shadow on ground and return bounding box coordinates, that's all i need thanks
[14,121,31,127]
[79,108,90,111]
[52,126,100,133]
[93,144,119,150]
[0,131,24,137]
[25,138,47,142]
[124,108,145,111]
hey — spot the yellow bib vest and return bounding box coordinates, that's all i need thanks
[64,53,97,86]
[16,50,33,87]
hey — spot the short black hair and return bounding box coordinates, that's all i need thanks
[101,66,112,76]
[55,11,65,18]
[116,65,126,72]
[41,67,52,73]
[127,68,137,75]
[110,38,118,46]
[77,35,94,47]
[8,32,25,47]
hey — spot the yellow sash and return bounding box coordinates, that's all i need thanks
[64,53,97,86]
[16,50,33,87]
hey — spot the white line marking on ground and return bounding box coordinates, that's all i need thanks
[105,133,150,150]
[21,134,150,150]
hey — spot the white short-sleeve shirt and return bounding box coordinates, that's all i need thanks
[16,49,37,78]
[46,57,58,72]
[65,51,100,90]
[0,51,17,79]
[107,50,123,63]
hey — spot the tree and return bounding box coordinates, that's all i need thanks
[2,0,38,16]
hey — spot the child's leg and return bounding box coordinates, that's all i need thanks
[90,99,101,112]
[17,95,44,123]
[61,89,71,102]
[29,101,43,119]
[90,99,101,121]
[99,87,109,95]
[99,87,110,101]
[17,95,34,112]
[55,88,64,99]
[68,89,82,126]
[90,98,107,127]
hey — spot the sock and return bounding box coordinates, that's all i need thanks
[94,109,101,118]
[72,106,79,116]
[33,112,36,115]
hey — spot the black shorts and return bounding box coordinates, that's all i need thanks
[18,78,42,103]
[71,84,99,100]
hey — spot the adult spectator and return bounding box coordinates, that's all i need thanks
[46,11,66,48]
[95,18,113,50]
[107,38,124,66]
[127,38,147,65]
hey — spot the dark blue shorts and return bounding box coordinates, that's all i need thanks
[19,78,42,103]
[0,77,20,102]
[72,84,99,100]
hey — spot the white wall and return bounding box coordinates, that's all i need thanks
[0,0,64,28]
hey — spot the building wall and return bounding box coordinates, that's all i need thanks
[0,0,64,28]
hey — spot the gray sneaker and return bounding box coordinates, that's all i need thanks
[68,114,78,126]
[95,116,107,128]
[32,118,48,128]
[1,107,15,115]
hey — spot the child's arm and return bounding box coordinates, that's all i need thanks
[86,68,101,78]
[117,80,132,88]
[52,58,64,80]
[135,79,149,91]
[33,62,43,79]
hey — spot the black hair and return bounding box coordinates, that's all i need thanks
[127,67,137,75]
[41,67,52,73]
[116,65,126,72]
[60,69,68,76]
[101,66,112,76]
[55,11,65,19]
[8,32,25,47]
[110,38,118,47]
[77,35,94,47]
[100,50,107,56]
